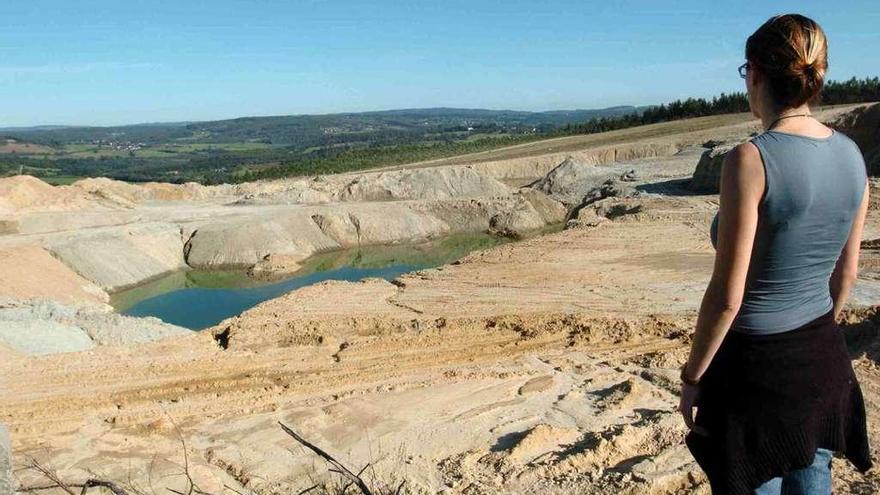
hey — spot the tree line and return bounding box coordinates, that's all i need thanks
[558,77,880,136]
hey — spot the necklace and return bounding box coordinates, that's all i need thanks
[767,112,812,131]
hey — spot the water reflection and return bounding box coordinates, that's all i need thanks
[111,232,522,330]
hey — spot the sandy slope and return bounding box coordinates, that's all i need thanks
[5,194,880,494]
[3,103,880,494]
[1,202,714,494]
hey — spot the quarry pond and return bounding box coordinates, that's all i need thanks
[110,231,525,330]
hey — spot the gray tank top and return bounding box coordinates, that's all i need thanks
[710,129,867,335]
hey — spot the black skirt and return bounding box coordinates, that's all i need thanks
[685,309,873,494]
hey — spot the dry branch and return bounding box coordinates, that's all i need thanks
[278,422,374,495]
[16,478,129,495]
[79,480,129,495]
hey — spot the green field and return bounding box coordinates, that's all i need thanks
[54,141,278,159]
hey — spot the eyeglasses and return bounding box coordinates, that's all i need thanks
[738,62,749,79]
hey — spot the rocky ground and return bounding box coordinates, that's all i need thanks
[2,103,880,494]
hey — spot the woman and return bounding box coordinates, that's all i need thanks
[679,14,873,495]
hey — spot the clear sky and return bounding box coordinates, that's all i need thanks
[1,0,878,127]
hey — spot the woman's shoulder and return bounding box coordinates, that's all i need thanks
[719,141,764,195]
[830,128,867,155]
[722,140,763,171]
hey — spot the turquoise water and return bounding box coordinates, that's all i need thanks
[111,232,522,330]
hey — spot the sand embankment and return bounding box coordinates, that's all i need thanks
[0,165,569,295]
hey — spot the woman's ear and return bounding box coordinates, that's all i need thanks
[747,65,757,87]
[746,66,766,119]
[749,64,764,88]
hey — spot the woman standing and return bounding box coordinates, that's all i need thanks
[679,14,873,495]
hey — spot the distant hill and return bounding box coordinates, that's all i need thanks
[0,125,76,132]
[0,105,643,184]
[1,106,640,148]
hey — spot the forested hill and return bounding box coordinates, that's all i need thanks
[1,106,639,148]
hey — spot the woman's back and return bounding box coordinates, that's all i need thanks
[684,14,874,492]
[710,129,868,334]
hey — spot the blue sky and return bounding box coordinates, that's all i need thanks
[1,0,878,126]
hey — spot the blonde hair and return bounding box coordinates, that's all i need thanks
[745,14,828,109]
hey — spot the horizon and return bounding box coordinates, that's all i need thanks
[2,1,879,127]
[0,103,647,130]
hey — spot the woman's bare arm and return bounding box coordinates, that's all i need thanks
[682,142,764,381]
[830,180,870,320]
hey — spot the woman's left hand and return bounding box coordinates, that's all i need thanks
[679,382,710,436]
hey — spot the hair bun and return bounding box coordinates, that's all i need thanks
[799,61,816,75]
[746,14,828,108]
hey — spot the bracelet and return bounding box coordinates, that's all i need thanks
[680,364,700,386]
